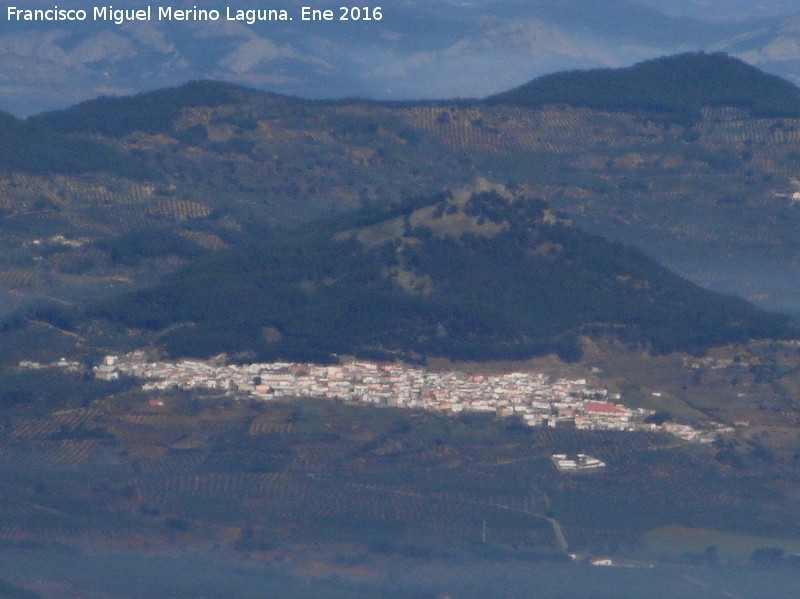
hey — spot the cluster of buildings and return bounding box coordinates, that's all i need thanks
[18,357,82,373]
[90,352,714,442]
[552,453,606,473]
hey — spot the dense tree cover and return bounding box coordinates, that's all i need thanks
[0,370,134,410]
[27,302,78,332]
[644,411,672,426]
[0,112,151,176]
[90,190,795,362]
[29,81,296,137]
[95,229,206,266]
[488,52,800,120]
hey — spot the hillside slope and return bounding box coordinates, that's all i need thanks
[92,182,793,363]
[6,53,800,327]
[488,52,800,118]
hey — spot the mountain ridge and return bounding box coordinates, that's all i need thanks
[5,51,800,355]
[488,52,800,118]
[90,181,795,364]
[2,0,799,117]
[27,80,290,137]
[20,52,800,140]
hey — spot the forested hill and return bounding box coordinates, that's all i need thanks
[0,107,148,176]
[92,182,794,363]
[28,80,284,137]
[487,52,800,118]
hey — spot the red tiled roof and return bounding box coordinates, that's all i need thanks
[584,401,626,414]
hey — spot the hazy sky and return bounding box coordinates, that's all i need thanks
[1,0,799,115]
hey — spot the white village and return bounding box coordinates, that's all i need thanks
[87,351,725,473]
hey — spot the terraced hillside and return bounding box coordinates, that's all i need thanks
[4,373,800,565]
[5,54,800,597]
[5,53,800,325]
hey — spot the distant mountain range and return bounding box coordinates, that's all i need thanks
[3,52,800,364]
[2,0,800,116]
